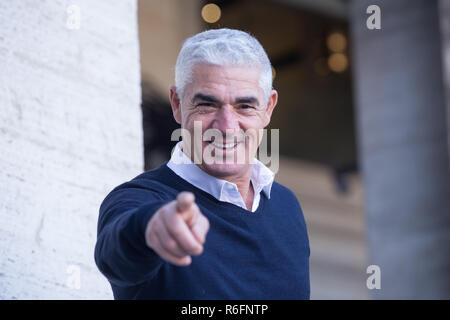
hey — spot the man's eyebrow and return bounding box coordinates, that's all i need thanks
[191,93,260,106]
[191,93,221,104]
[234,96,259,106]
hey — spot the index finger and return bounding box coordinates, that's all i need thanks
[162,202,203,255]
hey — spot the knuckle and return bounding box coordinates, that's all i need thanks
[180,239,198,254]
[170,224,185,239]
[162,253,187,266]
[160,252,173,263]
[161,201,175,215]
[148,220,160,238]
[187,241,201,254]
[204,216,210,229]
[177,192,185,199]
[146,230,157,248]
[157,209,166,220]
[158,204,167,214]
[191,246,203,256]
[174,258,189,266]
[166,238,178,251]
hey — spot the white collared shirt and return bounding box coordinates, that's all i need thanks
[166,142,275,212]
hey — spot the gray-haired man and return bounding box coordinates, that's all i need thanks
[95,28,310,299]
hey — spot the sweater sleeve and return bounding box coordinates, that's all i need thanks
[94,180,171,287]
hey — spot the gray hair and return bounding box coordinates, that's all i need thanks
[175,28,273,104]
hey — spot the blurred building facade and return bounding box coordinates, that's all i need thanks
[138,0,367,299]
[139,0,450,299]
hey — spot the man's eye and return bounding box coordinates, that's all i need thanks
[240,105,254,109]
[198,103,214,107]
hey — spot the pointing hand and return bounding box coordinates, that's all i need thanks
[145,192,210,266]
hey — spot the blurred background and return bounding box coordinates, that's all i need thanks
[139,0,363,299]
[0,0,449,299]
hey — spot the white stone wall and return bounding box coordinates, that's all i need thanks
[0,0,142,299]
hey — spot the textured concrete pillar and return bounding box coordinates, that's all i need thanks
[438,0,450,157]
[0,0,142,299]
[350,0,450,299]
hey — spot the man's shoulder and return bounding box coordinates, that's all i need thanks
[271,180,296,197]
[271,180,301,205]
[131,163,171,186]
[105,163,176,200]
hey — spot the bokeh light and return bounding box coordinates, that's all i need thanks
[201,3,221,24]
[326,32,347,53]
[328,53,348,73]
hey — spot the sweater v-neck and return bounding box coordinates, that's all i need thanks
[152,163,267,216]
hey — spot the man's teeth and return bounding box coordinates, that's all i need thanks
[210,141,237,148]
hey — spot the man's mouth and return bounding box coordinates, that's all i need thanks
[209,141,238,149]
[206,137,244,150]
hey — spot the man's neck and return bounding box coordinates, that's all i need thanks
[197,163,254,210]
[228,172,254,211]
[244,181,255,211]
[181,143,255,210]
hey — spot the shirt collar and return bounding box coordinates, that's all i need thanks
[167,141,275,200]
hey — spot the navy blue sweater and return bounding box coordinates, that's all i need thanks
[94,163,310,299]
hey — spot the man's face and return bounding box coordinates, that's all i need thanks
[170,63,277,179]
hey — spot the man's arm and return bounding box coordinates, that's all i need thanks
[94,181,210,287]
[94,183,168,287]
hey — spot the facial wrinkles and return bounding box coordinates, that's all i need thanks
[181,65,268,133]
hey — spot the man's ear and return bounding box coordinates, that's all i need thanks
[263,90,278,127]
[170,85,182,125]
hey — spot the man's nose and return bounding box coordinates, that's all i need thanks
[211,104,240,133]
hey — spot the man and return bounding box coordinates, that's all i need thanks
[94,28,310,299]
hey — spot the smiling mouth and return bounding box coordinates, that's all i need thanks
[206,136,245,150]
[209,141,238,149]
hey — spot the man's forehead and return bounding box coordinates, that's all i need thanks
[189,64,262,91]
[192,63,261,81]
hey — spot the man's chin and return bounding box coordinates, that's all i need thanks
[199,162,247,178]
